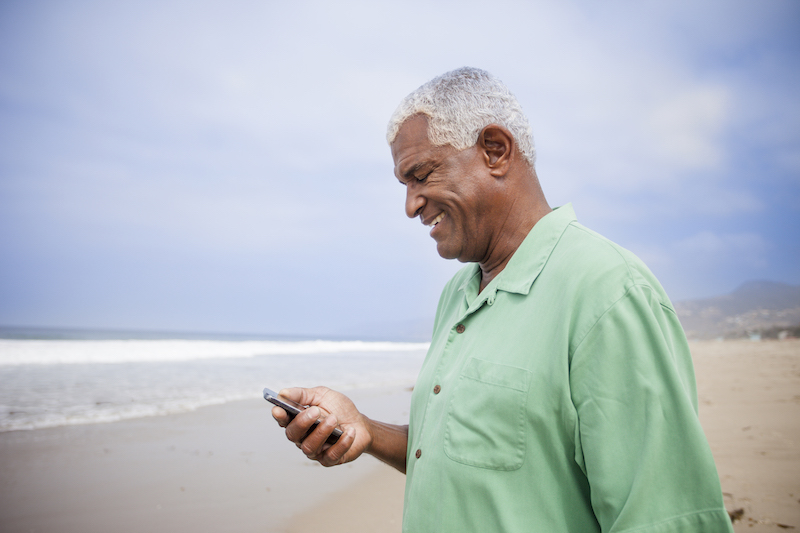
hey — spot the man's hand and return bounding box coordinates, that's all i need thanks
[271,386,371,467]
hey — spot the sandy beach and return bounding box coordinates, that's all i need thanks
[692,340,800,531]
[1,340,798,532]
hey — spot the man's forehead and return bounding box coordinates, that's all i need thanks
[392,114,459,173]
[392,115,431,154]
[391,115,433,173]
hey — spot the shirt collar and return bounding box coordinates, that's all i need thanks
[458,204,577,308]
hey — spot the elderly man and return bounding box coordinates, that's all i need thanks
[272,67,733,532]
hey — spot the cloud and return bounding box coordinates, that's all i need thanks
[647,85,730,170]
[674,231,769,269]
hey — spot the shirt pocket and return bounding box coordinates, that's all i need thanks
[444,357,531,470]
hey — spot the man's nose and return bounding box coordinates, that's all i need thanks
[405,182,425,219]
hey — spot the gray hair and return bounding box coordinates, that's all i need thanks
[386,67,536,167]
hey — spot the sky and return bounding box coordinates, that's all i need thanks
[0,0,798,338]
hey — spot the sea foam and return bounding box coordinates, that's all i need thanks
[0,339,430,365]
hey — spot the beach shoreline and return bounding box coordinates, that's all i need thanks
[0,386,412,533]
[1,340,798,532]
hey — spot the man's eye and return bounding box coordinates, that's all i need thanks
[417,172,431,183]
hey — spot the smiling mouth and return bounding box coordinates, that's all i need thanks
[427,212,445,228]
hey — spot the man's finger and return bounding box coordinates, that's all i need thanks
[319,426,356,467]
[285,406,321,443]
[279,386,332,410]
[271,406,289,426]
[278,387,312,405]
[299,411,338,457]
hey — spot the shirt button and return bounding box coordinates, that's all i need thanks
[433,385,441,394]
[456,324,465,333]
[415,449,422,459]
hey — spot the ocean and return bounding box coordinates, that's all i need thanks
[0,329,429,432]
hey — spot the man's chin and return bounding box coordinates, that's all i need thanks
[435,242,461,261]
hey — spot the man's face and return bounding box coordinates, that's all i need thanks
[391,115,498,263]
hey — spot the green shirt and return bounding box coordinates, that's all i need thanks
[403,205,732,532]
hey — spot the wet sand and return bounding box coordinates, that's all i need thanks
[0,387,411,533]
[1,340,798,532]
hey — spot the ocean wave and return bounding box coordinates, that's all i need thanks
[0,393,249,432]
[0,339,431,366]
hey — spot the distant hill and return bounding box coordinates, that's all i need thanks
[674,280,800,340]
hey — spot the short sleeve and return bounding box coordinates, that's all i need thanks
[569,284,733,533]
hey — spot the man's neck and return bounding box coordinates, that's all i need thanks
[478,202,551,293]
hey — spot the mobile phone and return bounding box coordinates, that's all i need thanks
[263,388,342,445]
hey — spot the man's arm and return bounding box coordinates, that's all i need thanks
[569,285,733,532]
[272,386,409,473]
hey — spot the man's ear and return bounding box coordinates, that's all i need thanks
[478,124,515,177]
